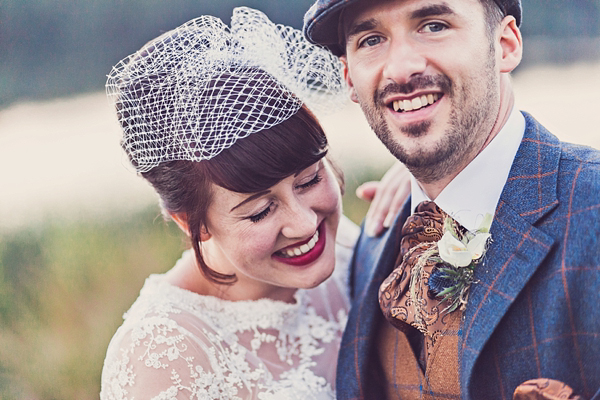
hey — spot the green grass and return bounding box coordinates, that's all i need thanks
[0,207,186,399]
[0,166,388,398]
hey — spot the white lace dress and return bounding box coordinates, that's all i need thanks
[100,217,358,400]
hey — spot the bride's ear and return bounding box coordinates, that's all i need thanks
[169,212,212,241]
[199,225,212,242]
[169,212,189,233]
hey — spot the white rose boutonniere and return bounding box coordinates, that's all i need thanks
[427,214,493,313]
[438,231,492,267]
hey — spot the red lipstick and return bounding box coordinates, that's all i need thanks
[272,221,327,267]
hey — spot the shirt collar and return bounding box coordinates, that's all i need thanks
[410,108,526,231]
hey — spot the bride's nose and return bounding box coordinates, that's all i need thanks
[280,199,319,239]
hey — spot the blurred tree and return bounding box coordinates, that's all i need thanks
[521,0,600,37]
[0,0,314,107]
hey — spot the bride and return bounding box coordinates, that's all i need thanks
[100,7,408,399]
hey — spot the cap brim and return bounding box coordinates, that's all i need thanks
[304,0,360,56]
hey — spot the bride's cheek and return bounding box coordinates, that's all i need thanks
[246,226,280,256]
[324,180,343,211]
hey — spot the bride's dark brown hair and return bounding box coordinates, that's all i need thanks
[113,29,343,284]
[140,103,339,284]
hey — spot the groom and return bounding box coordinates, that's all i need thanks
[304,0,600,399]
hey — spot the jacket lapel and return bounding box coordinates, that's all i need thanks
[460,113,561,395]
[337,200,411,398]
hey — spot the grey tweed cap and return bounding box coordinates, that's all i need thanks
[303,0,522,56]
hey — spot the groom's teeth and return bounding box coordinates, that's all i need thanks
[392,93,440,112]
[412,97,422,109]
[280,229,320,258]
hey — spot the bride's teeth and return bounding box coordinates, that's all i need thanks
[281,229,320,258]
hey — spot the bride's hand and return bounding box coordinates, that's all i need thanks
[356,161,411,237]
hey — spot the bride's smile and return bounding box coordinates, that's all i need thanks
[201,159,342,303]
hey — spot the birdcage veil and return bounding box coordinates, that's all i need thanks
[106,7,347,173]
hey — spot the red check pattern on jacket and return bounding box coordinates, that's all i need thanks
[336,113,600,400]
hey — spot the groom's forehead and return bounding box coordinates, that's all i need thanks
[303,0,522,55]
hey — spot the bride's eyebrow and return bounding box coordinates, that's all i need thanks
[230,190,271,212]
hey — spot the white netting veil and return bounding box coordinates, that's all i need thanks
[106,7,347,173]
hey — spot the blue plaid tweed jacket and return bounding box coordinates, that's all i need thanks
[337,113,600,400]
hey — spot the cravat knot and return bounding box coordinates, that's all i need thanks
[379,201,488,336]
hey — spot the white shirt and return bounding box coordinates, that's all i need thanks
[410,108,526,232]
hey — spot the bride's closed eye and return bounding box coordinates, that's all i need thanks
[248,201,275,223]
[296,172,322,190]
[247,162,324,223]
[247,174,321,223]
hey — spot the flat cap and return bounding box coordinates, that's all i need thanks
[303,0,522,56]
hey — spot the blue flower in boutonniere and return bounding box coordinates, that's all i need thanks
[428,214,493,313]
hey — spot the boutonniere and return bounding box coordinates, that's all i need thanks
[425,214,493,313]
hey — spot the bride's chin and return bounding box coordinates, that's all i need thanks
[306,249,337,288]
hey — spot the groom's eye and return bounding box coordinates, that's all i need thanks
[359,35,382,48]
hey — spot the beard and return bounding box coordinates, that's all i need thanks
[358,59,499,184]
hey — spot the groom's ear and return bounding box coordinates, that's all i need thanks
[497,15,523,73]
[341,56,359,103]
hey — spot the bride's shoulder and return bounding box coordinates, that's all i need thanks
[336,214,360,250]
[330,215,359,286]
[100,274,239,399]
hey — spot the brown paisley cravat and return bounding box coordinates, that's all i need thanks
[379,201,465,336]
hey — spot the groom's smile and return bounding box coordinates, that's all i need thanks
[390,92,441,113]
[341,0,502,183]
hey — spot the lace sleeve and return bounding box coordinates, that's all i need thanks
[100,309,252,400]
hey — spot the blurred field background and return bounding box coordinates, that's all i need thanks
[0,0,599,398]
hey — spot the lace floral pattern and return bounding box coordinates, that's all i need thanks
[101,218,357,400]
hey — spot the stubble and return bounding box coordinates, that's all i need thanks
[358,54,499,184]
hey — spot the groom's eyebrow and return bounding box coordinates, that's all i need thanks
[345,18,378,43]
[409,4,455,20]
[231,190,271,212]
